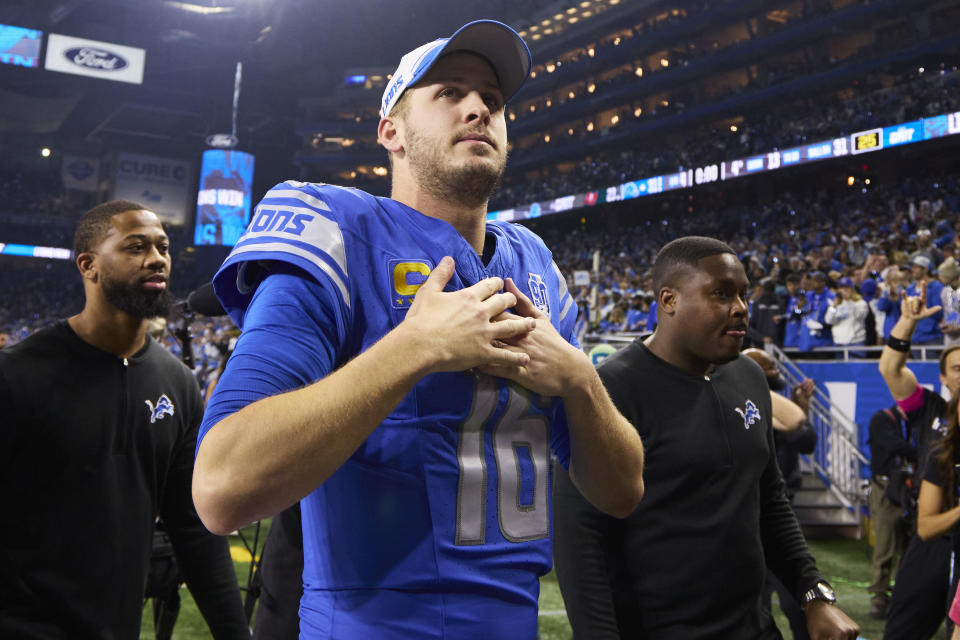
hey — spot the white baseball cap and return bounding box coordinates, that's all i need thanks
[380,19,532,118]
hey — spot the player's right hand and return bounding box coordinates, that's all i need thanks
[899,281,941,321]
[402,257,535,372]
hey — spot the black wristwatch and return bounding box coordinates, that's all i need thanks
[801,581,836,609]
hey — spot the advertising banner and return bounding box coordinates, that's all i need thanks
[113,153,193,225]
[61,155,99,192]
[45,33,145,84]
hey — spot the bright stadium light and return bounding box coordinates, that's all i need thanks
[40,147,51,157]
[166,1,235,15]
[847,176,855,186]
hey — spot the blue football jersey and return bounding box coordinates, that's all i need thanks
[203,181,580,639]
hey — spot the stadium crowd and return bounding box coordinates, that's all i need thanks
[493,66,960,208]
[3,168,958,380]
[545,171,960,351]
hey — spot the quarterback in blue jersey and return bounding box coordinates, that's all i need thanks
[194,20,645,639]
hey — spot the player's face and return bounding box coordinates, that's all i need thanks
[93,210,174,319]
[940,349,960,396]
[672,254,750,368]
[399,53,508,206]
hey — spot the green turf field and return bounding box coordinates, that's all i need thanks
[140,529,927,639]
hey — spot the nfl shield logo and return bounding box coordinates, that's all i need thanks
[527,273,551,318]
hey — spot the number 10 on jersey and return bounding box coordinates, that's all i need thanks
[455,375,551,545]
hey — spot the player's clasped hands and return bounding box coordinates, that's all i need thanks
[404,257,535,372]
[479,277,592,398]
[899,280,942,320]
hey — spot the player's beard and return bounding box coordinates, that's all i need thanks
[101,271,174,319]
[405,127,506,208]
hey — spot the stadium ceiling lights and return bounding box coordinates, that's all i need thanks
[165,1,236,15]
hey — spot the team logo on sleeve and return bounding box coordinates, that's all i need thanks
[734,400,761,429]
[527,273,551,318]
[145,394,175,424]
[391,260,433,309]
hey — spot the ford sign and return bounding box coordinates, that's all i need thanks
[64,47,128,71]
[206,133,239,149]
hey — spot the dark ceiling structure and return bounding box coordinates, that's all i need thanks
[0,0,551,151]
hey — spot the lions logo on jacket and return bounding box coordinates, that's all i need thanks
[145,394,175,424]
[735,400,761,429]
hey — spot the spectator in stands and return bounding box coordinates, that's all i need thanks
[912,228,944,268]
[878,283,960,639]
[907,255,944,344]
[938,258,960,346]
[875,266,906,343]
[825,277,869,355]
[799,271,835,353]
[783,274,805,348]
[0,201,248,638]
[625,293,648,332]
[747,277,783,346]
[867,404,916,620]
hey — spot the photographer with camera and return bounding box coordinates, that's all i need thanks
[866,404,916,620]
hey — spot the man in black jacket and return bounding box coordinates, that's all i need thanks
[0,201,248,639]
[554,236,858,639]
[866,404,915,620]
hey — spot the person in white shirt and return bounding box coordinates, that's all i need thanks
[826,277,869,355]
[939,258,960,346]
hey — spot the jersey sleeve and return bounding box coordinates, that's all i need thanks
[212,181,354,336]
[549,260,579,346]
[197,264,342,454]
[544,260,579,468]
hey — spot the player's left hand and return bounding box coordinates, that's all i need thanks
[805,601,859,640]
[478,278,591,398]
